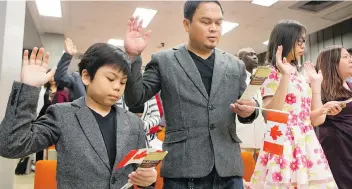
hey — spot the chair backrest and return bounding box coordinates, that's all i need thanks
[241,152,255,182]
[48,145,56,150]
[34,160,57,189]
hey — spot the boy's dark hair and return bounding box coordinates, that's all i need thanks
[184,0,224,22]
[266,20,306,69]
[78,43,130,80]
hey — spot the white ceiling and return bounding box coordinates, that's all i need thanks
[26,0,352,63]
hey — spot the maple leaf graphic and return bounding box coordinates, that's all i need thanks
[133,150,148,160]
[270,125,283,140]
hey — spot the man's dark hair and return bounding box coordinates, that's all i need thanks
[237,47,254,60]
[78,43,130,80]
[266,20,306,69]
[184,0,224,22]
[347,48,352,54]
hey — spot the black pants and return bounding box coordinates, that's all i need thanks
[163,168,244,189]
[36,150,43,162]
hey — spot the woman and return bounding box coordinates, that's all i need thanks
[248,20,337,188]
[315,46,352,189]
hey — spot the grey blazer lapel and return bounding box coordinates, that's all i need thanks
[174,45,209,100]
[113,106,129,168]
[209,50,227,100]
[73,98,111,171]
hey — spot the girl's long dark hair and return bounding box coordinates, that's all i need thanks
[266,20,306,70]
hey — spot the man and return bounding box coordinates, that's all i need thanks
[123,1,259,188]
[237,47,258,82]
[236,48,266,160]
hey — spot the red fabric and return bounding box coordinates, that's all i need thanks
[53,88,70,104]
[155,94,163,118]
[149,126,160,135]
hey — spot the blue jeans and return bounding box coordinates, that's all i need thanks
[163,168,244,189]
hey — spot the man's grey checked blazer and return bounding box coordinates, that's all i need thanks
[124,44,259,178]
[0,82,145,189]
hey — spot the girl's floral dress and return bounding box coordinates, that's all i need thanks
[248,67,337,189]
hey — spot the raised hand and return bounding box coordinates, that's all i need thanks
[275,45,295,75]
[21,47,56,87]
[124,16,152,58]
[304,61,323,84]
[64,38,77,55]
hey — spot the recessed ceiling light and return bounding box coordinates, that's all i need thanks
[263,40,269,45]
[251,0,279,7]
[222,21,239,35]
[35,0,62,18]
[108,39,124,47]
[132,8,158,28]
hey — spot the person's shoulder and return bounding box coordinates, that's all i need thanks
[43,102,77,119]
[53,97,85,112]
[71,71,80,76]
[118,107,145,133]
[116,106,143,125]
[216,48,243,64]
[51,101,75,111]
[267,66,278,74]
[153,44,186,57]
[147,45,185,68]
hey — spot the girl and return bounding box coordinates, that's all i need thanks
[248,20,337,189]
[315,46,352,189]
[128,96,161,145]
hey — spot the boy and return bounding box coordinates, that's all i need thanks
[0,44,156,189]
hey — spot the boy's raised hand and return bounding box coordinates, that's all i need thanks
[21,47,56,87]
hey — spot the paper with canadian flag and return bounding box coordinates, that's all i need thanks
[262,111,289,156]
[115,148,168,170]
[118,148,168,189]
